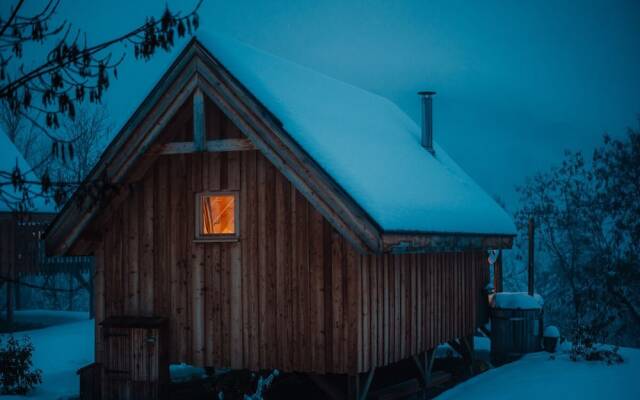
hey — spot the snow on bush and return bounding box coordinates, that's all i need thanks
[569,324,623,365]
[241,369,280,400]
[214,369,280,400]
[570,343,623,365]
[544,325,560,338]
[0,335,42,395]
[169,363,208,383]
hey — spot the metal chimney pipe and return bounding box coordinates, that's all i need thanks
[418,91,436,154]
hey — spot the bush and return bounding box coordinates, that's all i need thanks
[0,335,42,395]
[569,324,624,365]
[569,342,623,365]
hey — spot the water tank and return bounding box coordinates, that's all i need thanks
[489,292,544,361]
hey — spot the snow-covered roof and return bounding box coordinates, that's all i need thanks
[48,32,517,255]
[0,130,55,213]
[197,32,516,235]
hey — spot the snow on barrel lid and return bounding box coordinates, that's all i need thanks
[544,325,560,338]
[196,32,516,235]
[491,292,544,310]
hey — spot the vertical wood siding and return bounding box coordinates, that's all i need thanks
[94,105,490,374]
[356,251,488,372]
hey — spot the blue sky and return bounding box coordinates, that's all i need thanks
[6,0,640,209]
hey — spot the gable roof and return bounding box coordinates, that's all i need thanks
[46,32,515,256]
[198,32,516,236]
[0,130,55,214]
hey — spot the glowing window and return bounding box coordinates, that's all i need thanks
[197,192,238,238]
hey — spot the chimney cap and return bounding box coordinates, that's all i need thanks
[418,90,437,97]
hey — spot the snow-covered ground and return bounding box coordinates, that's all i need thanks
[0,310,90,331]
[0,310,209,399]
[0,310,93,399]
[438,344,640,400]
[2,311,638,399]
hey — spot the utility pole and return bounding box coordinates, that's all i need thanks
[528,218,535,296]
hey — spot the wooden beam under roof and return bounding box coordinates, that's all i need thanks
[382,232,513,253]
[161,138,255,155]
[193,88,206,151]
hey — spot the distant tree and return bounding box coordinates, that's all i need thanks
[0,96,22,142]
[0,0,201,212]
[47,104,111,181]
[0,100,49,174]
[515,122,640,347]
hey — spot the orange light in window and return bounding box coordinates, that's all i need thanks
[201,195,235,235]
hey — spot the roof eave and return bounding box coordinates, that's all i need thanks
[381,231,515,254]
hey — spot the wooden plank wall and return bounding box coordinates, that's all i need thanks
[358,251,487,371]
[94,102,490,375]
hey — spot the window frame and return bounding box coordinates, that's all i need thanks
[194,190,240,242]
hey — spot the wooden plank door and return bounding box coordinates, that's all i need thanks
[103,326,162,399]
[103,326,132,400]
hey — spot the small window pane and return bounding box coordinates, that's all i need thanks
[201,194,235,235]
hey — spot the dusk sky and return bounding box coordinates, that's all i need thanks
[9,0,640,209]
[1,3,640,397]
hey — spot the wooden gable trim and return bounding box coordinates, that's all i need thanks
[191,44,383,254]
[47,40,382,256]
[46,42,203,255]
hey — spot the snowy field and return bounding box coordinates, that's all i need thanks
[437,345,640,400]
[1,311,639,399]
[0,310,93,399]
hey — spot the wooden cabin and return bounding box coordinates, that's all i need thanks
[45,33,515,398]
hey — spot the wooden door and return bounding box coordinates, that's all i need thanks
[102,319,167,400]
[103,326,133,399]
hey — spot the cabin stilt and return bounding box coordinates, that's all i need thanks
[5,278,13,323]
[346,369,376,400]
[413,348,436,391]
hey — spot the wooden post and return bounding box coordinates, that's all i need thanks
[6,278,14,324]
[68,273,74,311]
[494,250,503,293]
[463,335,475,374]
[344,370,376,400]
[193,88,206,151]
[308,375,344,400]
[14,275,21,310]
[359,369,375,400]
[413,349,434,398]
[528,218,535,296]
[347,374,359,400]
[89,262,95,319]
